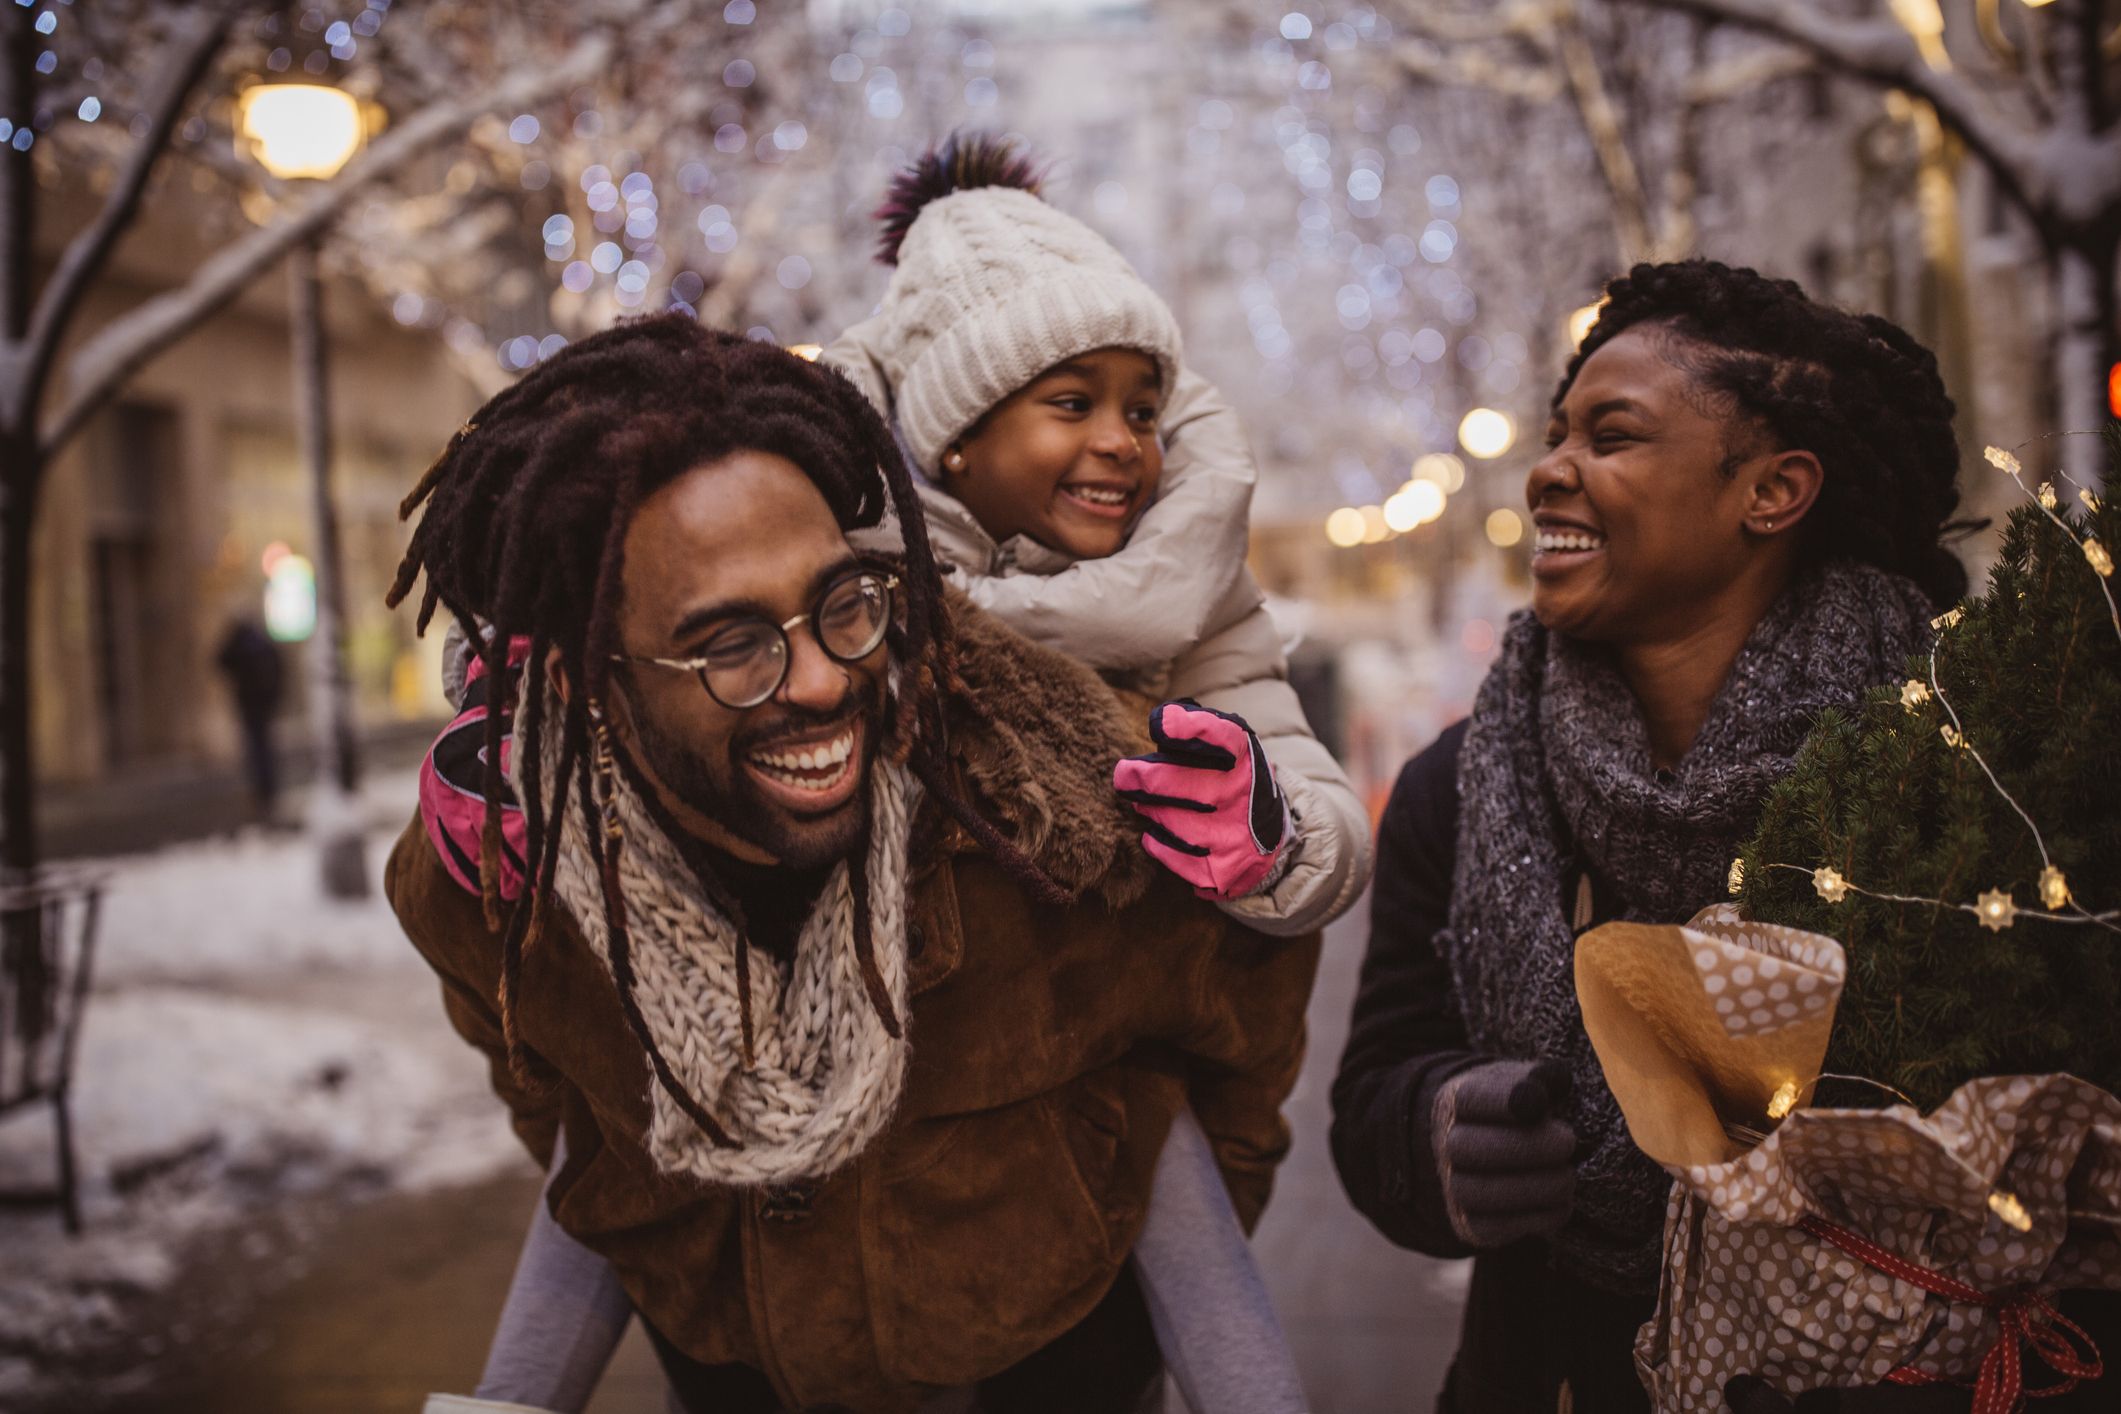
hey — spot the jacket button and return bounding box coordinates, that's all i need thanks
[760,1183,814,1222]
[907,921,927,960]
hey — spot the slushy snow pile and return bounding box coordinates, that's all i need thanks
[0,775,522,1397]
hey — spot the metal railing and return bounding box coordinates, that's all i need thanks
[0,865,105,1234]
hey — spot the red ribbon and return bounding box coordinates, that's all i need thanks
[1798,1212,2104,1414]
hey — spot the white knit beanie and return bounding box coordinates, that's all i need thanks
[873,185,1183,476]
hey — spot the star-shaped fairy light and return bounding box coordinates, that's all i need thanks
[1976,888,2018,932]
[1900,679,1930,713]
[2086,539,2113,578]
[1727,858,1745,896]
[1813,866,1850,904]
[1931,607,1964,631]
[2039,866,2071,911]
[1984,446,2023,475]
[2039,483,2058,510]
[1766,1080,1799,1120]
[1941,724,1967,750]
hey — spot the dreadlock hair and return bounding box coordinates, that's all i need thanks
[387,313,1066,1145]
[1560,259,1977,608]
[872,129,1046,266]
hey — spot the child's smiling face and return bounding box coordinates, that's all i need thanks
[942,347,1164,561]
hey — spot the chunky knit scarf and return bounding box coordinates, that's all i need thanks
[517,682,918,1188]
[1443,560,1937,1292]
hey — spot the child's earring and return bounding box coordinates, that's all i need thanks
[942,447,966,475]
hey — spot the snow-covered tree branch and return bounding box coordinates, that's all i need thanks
[1636,0,2120,475]
[47,27,614,458]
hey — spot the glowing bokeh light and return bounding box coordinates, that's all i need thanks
[1459,407,1516,460]
[237,84,365,180]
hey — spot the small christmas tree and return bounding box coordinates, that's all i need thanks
[1735,430,2121,1113]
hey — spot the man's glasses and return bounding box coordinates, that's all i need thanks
[613,570,899,710]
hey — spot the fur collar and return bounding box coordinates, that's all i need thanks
[934,590,1155,911]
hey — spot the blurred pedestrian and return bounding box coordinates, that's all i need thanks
[1330,261,1981,1413]
[215,617,286,824]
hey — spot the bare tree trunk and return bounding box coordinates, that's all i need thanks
[1551,0,1657,265]
[0,8,37,883]
[2055,238,2117,482]
[0,441,35,878]
[0,6,31,348]
[289,240,367,899]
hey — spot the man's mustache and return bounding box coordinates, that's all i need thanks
[731,687,879,757]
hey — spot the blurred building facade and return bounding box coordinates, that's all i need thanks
[34,187,475,796]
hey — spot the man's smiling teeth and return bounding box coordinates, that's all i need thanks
[1536,529,1607,552]
[1064,485,1128,506]
[750,727,855,780]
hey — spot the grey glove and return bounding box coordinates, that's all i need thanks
[1429,1057,1575,1249]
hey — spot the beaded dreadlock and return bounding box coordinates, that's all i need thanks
[388,314,1064,1142]
[1562,259,1978,608]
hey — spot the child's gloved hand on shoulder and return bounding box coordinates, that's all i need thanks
[1114,700,1293,901]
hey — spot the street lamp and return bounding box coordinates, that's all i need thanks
[238,84,364,179]
[237,82,374,899]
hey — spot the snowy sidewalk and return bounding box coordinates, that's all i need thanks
[0,775,526,1408]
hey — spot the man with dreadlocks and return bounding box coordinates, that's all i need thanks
[385,314,1318,1413]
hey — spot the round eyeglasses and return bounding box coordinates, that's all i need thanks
[614,570,899,710]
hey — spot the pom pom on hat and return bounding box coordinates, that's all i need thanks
[873,131,1046,267]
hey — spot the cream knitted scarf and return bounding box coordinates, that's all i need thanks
[517,682,917,1187]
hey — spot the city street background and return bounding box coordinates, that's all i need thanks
[0,0,2111,1408]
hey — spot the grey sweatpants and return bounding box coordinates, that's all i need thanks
[474,1109,1308,1413]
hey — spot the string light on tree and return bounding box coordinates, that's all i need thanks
[1983,442,2120,637]
[1735,429,2121,1122]
[1976,888,2019,932]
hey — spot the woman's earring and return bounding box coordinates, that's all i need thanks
[943,449,965,473]
[1763,519,1776,531]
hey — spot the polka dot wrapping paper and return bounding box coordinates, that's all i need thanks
[1577,906,2121,1410]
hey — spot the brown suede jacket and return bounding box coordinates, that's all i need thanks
[384,596,1321,1412]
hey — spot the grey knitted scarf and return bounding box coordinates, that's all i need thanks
[1442,559,1937,1292]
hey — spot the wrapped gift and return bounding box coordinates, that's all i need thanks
[1577,905,2121,1412]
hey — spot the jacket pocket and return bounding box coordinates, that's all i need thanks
[863,1073,1139,1388]
[1046,1067,1139,1265]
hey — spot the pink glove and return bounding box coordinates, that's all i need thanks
[419,636,531,900]
[1113,700,1291,900]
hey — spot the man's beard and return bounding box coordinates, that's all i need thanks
[628,678,883,869]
